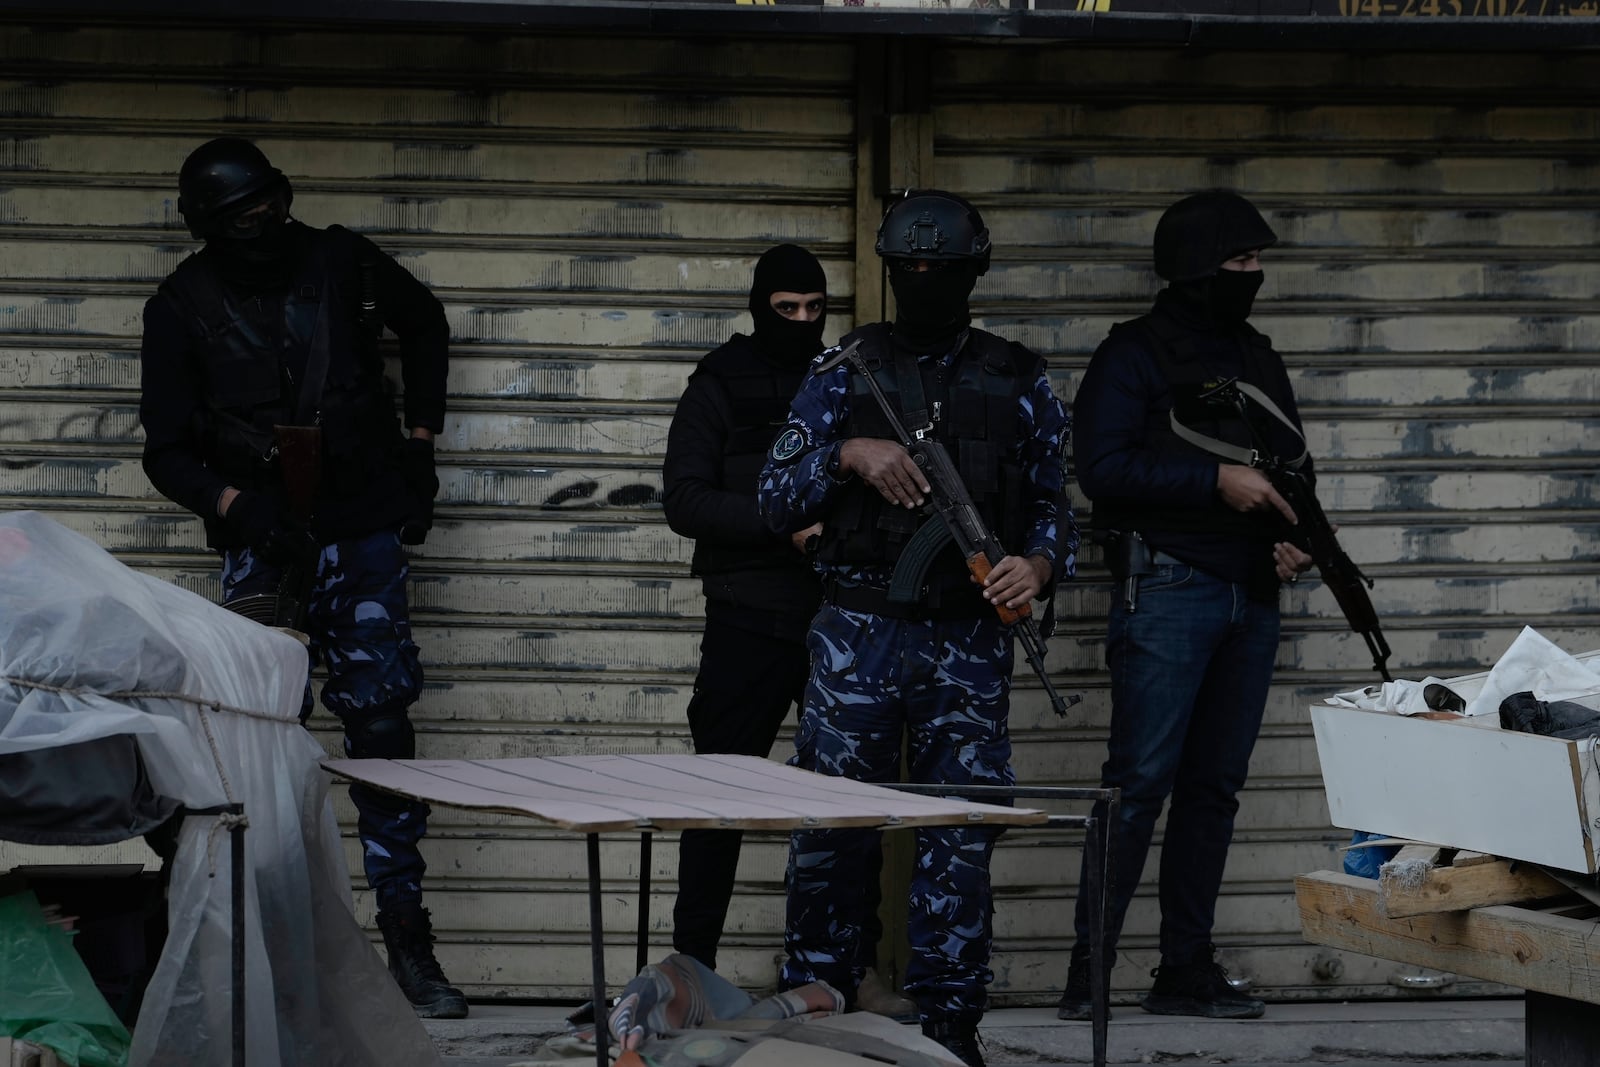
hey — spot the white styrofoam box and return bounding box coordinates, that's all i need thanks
[1312,658,1600,874]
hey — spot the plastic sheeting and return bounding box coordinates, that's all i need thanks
[0,511,438,1067]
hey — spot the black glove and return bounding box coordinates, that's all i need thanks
[399,436,439,546]
[225,491,315,566]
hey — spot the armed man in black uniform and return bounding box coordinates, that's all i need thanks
[138,137,466,1018]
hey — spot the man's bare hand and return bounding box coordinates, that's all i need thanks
[839,438,929,509]
[1217,464,1298,525]
[1274,541,1315,583]
[790,522,823,554]
[983,553,1052,610]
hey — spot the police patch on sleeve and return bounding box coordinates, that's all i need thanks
[770,426,808,463]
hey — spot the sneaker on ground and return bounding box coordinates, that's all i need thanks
[1056,949,1113,1022]
[1140,949,1264,1020]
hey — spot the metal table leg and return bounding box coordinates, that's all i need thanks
[229,804,246,1067]
[1084,812,1107,1067]
[587,833,607,1067]
[636,831,652,977]
[880,780,1119,1067]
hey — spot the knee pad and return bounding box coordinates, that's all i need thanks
[343,713,416,761]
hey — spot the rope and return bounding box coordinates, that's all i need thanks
[3,675,289,726]
[203,810,250,877]
[4,673,291,864]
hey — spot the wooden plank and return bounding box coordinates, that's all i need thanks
[323,754,1047,833]
[1380,857,1567,918]
[1296,869,1600,1004]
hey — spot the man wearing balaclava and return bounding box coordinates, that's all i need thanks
[138,138,464,1018]
[1056,191,1313,1024]
[664,244,923,1010]
[757,192,1078,1067]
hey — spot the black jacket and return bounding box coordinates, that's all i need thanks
[139,223,449,548]
[662,334,820,642]
[1074,288,1308,600]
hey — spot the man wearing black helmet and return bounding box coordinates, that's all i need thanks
[138,138,465,1018]
[759,192,1077,1067]
[1056,191,1313,1023]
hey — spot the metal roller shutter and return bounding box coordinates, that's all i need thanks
[0,21,858,996]
[935,41,1600,1001]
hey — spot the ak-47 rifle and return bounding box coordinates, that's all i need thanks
[1182,378,1393,682]
[220,425,321,634]
[818,339,1077,717]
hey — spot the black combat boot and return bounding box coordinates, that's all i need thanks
[921,1014,985,1067]
[377,904,469,1019]
[1056,945,1113,1022]
[1140,944,1264,1019]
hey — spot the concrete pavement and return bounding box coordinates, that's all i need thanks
[427,997,1527,1065]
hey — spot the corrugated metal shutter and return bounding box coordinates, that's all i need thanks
[937,43,1600,1001]
[0,22,858,997]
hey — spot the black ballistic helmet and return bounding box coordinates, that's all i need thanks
[177,137,292,240]
[874,189,992,275]
[1152,191,1277,283]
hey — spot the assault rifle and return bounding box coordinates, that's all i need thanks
[817,339,1076,717]
[222,425,322,634]
[1184,379,1393,682]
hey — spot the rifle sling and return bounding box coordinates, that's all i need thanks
[292,248,336,426]
[1168,380,1309,471]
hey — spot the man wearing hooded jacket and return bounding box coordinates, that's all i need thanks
[138,138,465,1018]
[1056,191,1313,1023]
[662,246,915,1018]
[758,192,1076,1067]
[663,244,830,969]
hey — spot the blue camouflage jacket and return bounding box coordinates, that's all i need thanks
[757,329,1078,591]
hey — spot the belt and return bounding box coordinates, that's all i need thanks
[822,580,989,622]
[1152,551,1184,566]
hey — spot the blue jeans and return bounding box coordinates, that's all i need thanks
[1072,560,1279,966]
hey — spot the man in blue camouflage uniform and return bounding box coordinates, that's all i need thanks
[757,190,1077,1067]
[138,138,466,1018]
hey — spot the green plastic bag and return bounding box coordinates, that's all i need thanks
[0,890,131,1067]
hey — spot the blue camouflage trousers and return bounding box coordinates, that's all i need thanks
[780,604,1014,1022]
[222,528,429,912]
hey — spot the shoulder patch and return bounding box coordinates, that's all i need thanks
[770,426,808,462]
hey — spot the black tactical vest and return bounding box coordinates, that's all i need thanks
[158,226,398,498]
[816,323,1037,603]
[1090,311,1299,540]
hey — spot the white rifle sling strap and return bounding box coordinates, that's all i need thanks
[1168,380,1309,471]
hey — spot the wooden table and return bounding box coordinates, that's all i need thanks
[1297,868,1600,1066]
[327,753,1116,1067]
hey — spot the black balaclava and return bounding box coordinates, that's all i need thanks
[207,192,306,289]
[1171,268,1265,329]
[749,243,827,367]
[1153,190,1276,331]
[889,261,980,349]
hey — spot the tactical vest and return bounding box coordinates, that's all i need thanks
[816,323,1036,605]
[689,333,813,579]
[158,226,397,497]
[1090,311,1298,540]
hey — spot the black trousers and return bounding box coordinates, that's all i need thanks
[673,616,885,975]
